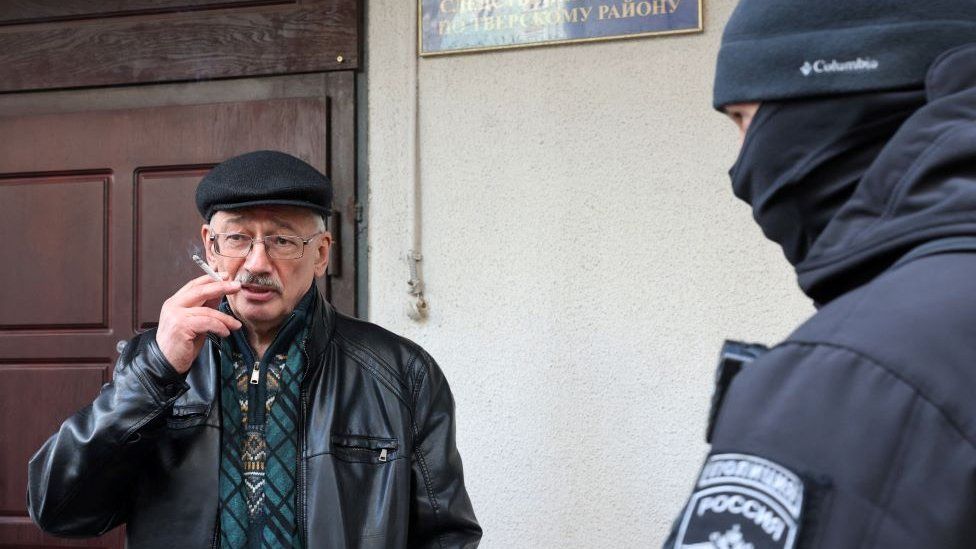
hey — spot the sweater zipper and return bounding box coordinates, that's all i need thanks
[244,313,297,429]
[249,361,260,385]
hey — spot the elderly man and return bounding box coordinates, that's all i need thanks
[665,1,976,548]
[28,150,481,548]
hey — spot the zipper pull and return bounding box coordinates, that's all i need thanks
[249,361,261,385]
[378,448,388,462]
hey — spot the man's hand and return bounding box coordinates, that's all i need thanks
[156,274,242,374]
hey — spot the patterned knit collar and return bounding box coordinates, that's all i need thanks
[218,283,317,360]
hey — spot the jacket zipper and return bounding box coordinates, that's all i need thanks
[207,334,222,549]
[336,443,394,461]
[298,335,310,549]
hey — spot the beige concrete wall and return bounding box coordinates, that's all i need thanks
[367,2,814,546]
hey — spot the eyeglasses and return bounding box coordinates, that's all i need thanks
[209,232,322,260]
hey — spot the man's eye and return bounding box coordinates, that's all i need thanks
[226,234,248,242]
[273,236,298,247]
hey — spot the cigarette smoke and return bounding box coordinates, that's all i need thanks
[187,240,205,262]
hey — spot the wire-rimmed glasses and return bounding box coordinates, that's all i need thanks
[209,232,322,260]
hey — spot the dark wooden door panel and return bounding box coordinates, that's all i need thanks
[135,167,214,331]
[0,175,109,329]
[0,0,358,92]
[0,72,356,547]
[0,363,122,548]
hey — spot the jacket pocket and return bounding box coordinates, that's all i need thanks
[165,404,211,429]
[330,434,398,464]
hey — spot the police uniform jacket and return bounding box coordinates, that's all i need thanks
[667,43,976,548]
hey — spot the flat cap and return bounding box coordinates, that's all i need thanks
[196,150,332,221]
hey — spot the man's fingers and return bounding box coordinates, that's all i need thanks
[186,307,243,330]
[183,315,234,338]
[173,279,241,307]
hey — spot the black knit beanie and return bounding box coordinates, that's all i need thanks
[713,1,976,109]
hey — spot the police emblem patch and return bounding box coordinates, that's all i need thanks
[675,453,804,549]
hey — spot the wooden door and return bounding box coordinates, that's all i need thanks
[0,73,356,547]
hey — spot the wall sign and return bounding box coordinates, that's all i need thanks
[420,0,703,56]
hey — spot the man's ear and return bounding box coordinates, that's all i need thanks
[313,232,333,278]
[201,224,214,264]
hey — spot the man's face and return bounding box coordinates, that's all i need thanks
[201,206,331,331]
[724,102,762,145]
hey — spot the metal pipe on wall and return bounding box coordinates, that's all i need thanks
[406,5,429,322]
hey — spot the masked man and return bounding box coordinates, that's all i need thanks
[28,150,481,548]
[666,2,976,548]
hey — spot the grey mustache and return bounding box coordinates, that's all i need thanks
[235,271,282,292]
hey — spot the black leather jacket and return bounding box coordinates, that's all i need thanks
[27,294,482,548]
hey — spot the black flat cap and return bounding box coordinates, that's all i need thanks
[196,150,332,221]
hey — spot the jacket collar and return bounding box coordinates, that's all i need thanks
[303,283,337,362]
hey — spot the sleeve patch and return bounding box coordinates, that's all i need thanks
[674,453,804,549]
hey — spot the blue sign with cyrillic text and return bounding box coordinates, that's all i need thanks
[420,0,702,56]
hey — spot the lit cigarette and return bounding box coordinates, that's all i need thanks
[191,254,223,282]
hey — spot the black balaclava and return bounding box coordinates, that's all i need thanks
[729,89,926,266]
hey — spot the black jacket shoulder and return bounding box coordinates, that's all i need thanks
[329,312,442,410]
[788,250,976,449]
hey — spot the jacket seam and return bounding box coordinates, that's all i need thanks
[859,394,921,548]
[778,340,976,452]
[413,447,446,549]
[410,368,446,549]
[117,340,180,440]
[333,331,411,410]
[125,351,183,440]
[143,339,188,405]
[121,406,168,445]
[409,350,427,409]
[129,359,165,405]
[336,327,411,391]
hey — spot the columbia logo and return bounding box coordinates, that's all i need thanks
[800,57,880,77]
